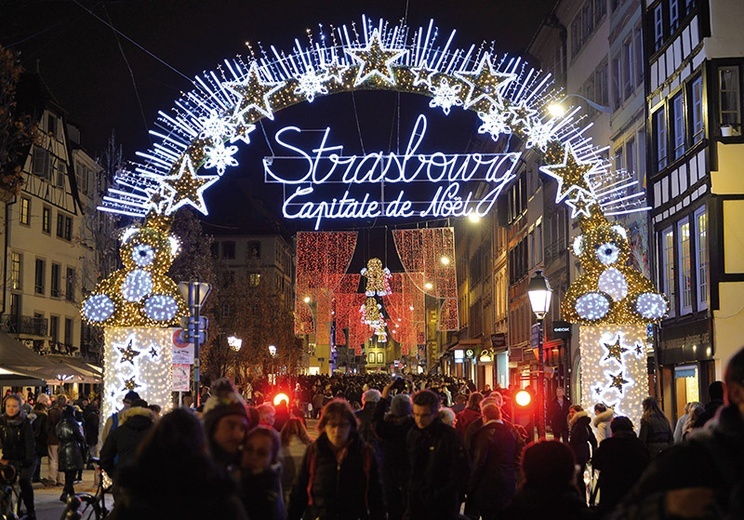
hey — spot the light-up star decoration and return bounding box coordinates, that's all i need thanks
[412,62,436,87]
[609,371,630,393]
[566,190,597,219]
[540,143,597,202]
[123,377,141,391]
[455,54,515,110]
[602,337,628,363]
[118,340,141,365]
[160,156,219,215]
[225,61,284,122]
[321,56,349,85]
[345,29,407,87]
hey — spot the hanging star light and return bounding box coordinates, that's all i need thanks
[160,156,220,215]
[508,102,538,130]
[540,143,597,202]
[566,190,597,219]
[345,29,407,87]
[455,54,515,110]
[320,55,349,85]
[411,62,436,87]
[149,346,159,358]
[609,371,630,393]
[602,336,628,363]
[118,340,141,365]
[123,377,141,391]
[224,61,285,122]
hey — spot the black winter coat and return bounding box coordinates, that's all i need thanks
[504,484,595,520]
[240,465,285,520]
[568,411,597,465]
[406,418,470,520]
[548,396,572,433]
[639,411,673,457]
[591,432,650,514]
[56,416,86,471]
[0,412,35,467]
[287,431,385,520]
[467,420,519,513]
[372,398,413,489]
[32,409,48,457]
[100,407,155,479]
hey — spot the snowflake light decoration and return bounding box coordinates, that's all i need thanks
[294,69,330,102]
[478,104,512,140]
[204,142,239,175]
[429,78,463,115]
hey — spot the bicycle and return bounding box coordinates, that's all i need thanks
[60,458,111,520]
[0,463,20,520]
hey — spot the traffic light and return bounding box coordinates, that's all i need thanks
[515,389,532,408]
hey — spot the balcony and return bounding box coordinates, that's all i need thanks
[1,315,48,337]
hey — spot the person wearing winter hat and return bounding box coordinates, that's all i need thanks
[100,398,154,484]
[202,379,250,471]
[100,390,141,447]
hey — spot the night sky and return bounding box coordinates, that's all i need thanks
[1,0,556,234]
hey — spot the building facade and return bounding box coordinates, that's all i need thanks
[645,0,744,420]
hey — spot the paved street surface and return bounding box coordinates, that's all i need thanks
[33,469,98,520]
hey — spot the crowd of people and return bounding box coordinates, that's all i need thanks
[1,346,743,519]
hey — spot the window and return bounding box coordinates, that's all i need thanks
[633,26,644,87]
[35,259,45,294]
[654,108,668,171]
[671,93,686,160]
[64,318,73,347]
[622,37,633,99]
[66,267,75,302]
[719,66,741,132]
[570,0,606,58]
[50,315,59,343]
[691,76,704,142]
[32,147,50,179]
[662,228,675,317]
[695,208,708,309]
[653,4,664,52]
[626,137,637,174]
[248,273,261,287]
[670,0,680,32]
[42,207,51,234]
[222,241,236,259]
[47,114,57,137]
[368,352,375,364]
[247,240,261,258]
[20,197,30,225]
[56,213,72,240]
[51,263,61,297]
[56,162,66,188]
[594,0,606,23]
[377,352,384,364]
[678,221,692,314]
[10,253,21,290]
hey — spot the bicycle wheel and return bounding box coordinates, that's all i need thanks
[60,494,101,520]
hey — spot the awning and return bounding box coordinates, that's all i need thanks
[47,355,102,383]
[0,332,61,381]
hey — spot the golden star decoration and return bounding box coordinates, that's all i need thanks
[118,339,141,365]
[455,54,515,109]
[539,143,597,202]
[345,29,408,87]
[224,61,284,122]
[162,156,220,215]
[123,377,141,391]
[411,63,436,87]
[602,337,628,363]
[321,56,349,85]
[566,189,597,219]
[609,371,629,393]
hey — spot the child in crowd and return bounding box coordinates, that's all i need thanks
[239,425,285,520]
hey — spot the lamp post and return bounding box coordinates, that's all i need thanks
[528,270,552,439]
[178,281,211,408]
[268,344,277,385]
[228,335,242,383]
[548,93,612,117]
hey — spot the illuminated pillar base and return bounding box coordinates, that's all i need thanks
[102,327,175,432]
[580,324,648,432]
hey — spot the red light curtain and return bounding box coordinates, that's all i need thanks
[295,232,358,335]
[392,227,459,331]
[383,272,425,355]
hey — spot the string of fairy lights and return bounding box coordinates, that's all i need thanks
[79,17,669,424]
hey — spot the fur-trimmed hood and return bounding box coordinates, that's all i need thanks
[593,408,615,427]
[568,410,590,428]
[120,406,154,425]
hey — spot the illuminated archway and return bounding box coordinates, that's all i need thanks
[83,17,668,430]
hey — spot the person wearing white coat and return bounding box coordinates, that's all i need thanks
[592,403,615,443]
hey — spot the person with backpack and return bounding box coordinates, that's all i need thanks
[287,399,385,520]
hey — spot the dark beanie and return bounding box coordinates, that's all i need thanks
[202,379,248,436]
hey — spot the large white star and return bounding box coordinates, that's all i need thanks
[161,156,220,215]
[565,189,597,219]
[345,29,408,87]
[455,54,515,109]
[539,143,598,202]
[224,61,284,122]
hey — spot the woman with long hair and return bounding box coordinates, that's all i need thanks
[287,399,385,520]
[279,417,312,503]
[0,394,36,519]
[110,408,247,519]
[639,396,673,457]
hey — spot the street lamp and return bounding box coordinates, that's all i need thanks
[268,344,277,385]
[228,335,242,384]
[528,270,552,439]
[548,93,612,117]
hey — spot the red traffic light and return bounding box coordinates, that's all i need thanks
[515,389,532,407]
